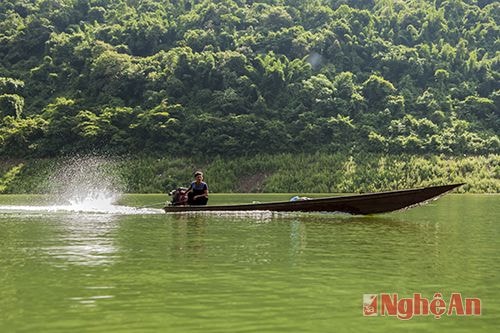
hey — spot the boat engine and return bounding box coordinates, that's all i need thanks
[169,187,189,206]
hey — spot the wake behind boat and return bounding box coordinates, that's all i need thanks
[163,183,464,215]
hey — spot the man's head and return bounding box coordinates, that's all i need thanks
[194,171,203,181]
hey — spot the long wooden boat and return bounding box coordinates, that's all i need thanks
[163,183,463,215]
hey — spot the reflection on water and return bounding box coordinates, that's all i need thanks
[69,293,115,307]
[0,204,163,215]
[42,214,120,267]
[169,210,277,221]
[0,195,498,332]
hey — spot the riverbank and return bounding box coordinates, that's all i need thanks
[0,153,498,194]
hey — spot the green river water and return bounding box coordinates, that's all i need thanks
[0,194,498,332]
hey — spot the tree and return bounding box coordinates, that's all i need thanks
[362,74,397,103]
[0,77,24,94]
[0,94,24,118]
[459,95,498,131]
[0,115,47,156]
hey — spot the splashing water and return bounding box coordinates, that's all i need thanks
[0,156,163,215]
[0,202,163,215]
[47,156,123,202]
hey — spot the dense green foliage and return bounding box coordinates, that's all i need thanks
[1,153,498,193]
[0,0,498,157]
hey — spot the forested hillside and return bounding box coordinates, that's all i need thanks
[0,0,498,157]
[1,153,498,193]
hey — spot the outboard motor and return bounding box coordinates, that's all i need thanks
[169,187,189,206]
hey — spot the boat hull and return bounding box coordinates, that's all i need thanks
[163,184,463,215]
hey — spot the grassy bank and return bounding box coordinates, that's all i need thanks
[0,153,498,194]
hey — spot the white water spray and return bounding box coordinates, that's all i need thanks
[0,156,163,215]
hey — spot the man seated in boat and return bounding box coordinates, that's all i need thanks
[185,171,209,205]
